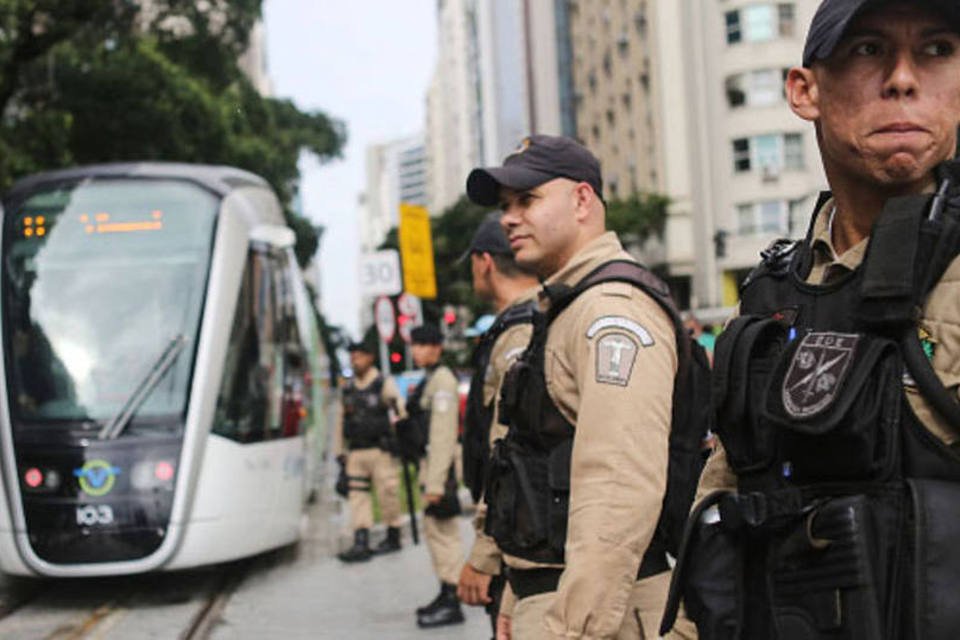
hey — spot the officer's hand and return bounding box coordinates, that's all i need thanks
[457,564,492,606]
[495,613,512,640]
[423,493,442,505]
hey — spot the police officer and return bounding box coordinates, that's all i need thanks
[467,135,697,639]
[333,340,405,562]
[408,324,466,628]
[455,216,539,635]
[663,2,960,639]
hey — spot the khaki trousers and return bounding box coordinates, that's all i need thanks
[346,447,402,531]
[511,571,697,639]
[423,513,463,585]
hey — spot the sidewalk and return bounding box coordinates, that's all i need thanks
[210,495,491,639]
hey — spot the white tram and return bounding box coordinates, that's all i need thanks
[0,163,331,576]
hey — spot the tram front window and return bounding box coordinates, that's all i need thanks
[2,179,218,428]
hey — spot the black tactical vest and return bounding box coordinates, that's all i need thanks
[395,368,434,462]
[663,165,960,640]
[485,261,710,575]
[342,375,391,449]
[462,301,535,503]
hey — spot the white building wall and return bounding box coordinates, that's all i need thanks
[653,0,826,309]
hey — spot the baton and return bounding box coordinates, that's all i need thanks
[401,460,420,545]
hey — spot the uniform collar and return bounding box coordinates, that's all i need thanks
[543,232,628,291]
[354,366,381,387]
[809,197,869,283]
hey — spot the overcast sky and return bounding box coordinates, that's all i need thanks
[263,1,437,339]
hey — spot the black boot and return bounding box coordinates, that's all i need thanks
[416,583,464,628]
[337,528,372,563]
[415,584,446,616]
[373,526,402,555]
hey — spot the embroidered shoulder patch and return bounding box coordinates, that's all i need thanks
[595,332,640,386]
[782,332,859,418]
[586,316,654,346]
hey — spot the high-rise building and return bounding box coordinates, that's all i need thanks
[426,0,484,216]
[361,134,428,252]
[653,0,825,309]
[566,0,663,200]
[426,0,568,214]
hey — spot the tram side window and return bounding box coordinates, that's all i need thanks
[213,248,306,443]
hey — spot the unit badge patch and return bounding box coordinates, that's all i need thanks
[595,332,639,386]
[782,332,859,418]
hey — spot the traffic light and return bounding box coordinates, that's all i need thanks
[390,351,402,365]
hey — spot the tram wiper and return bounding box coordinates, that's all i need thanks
[98,334,188,440]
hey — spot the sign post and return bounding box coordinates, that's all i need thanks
[398,204,437,299]
[374,296,396,373]
[397,293,423,370]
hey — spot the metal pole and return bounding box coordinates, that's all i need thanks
[379,337,390,374]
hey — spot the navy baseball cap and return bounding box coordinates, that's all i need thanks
[347,340,375,355]
[410,324,443,346]
[803,0,960,67]
[456,214,512,264]
[466,135,603,207]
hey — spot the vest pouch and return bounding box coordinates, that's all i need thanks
[763,333,900,482]
[713,316,789,473]
[664,492,744,640]
[484,438,557,562]
[904,479,960,640]
[546,439,572,558]
[769,490,903,640]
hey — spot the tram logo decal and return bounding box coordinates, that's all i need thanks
[74,459,121,497]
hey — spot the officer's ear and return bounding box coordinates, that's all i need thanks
[787,66,819,123]
[572,182,596,221]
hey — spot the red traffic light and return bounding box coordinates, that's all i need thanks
[443,310,456,325]
[390,352,402,364]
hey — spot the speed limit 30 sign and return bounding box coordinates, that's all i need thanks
[359,250,402,297]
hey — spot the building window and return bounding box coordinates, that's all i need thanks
[726,74,746,107]
[733,138,751,172]
[726,69,784,108]
[784,133,804,170]
[732,133,805,174]
[737,201,789,235]
[778,3,796,37]
[726,4,795,45]
[743,5,776,42]
[725,10,741,44]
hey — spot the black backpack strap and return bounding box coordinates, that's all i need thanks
[546,260,689,373]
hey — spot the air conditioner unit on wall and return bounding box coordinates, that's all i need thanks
[761,164,780,182]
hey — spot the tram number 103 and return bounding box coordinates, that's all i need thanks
[76,504,115,527]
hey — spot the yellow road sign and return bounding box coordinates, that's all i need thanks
[398,203,437,299]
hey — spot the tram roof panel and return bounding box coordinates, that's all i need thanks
[3,162,273,203]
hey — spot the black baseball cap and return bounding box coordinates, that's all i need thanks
[410,324,443,346]
[466,135,603,207]
[347,340,375,355]
[456,214,512,264]
[803,0,960,67]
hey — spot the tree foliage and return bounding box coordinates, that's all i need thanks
[605,192,670,246]
[0,0,346,268]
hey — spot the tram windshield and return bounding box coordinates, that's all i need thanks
[2,178,218,427]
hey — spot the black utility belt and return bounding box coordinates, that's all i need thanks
[508,553,670,601]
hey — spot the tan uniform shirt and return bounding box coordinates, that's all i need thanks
[467,290,538,575]
[698,197,960,499]
[420,365,461,496]
[332,367,405,459]
[502,232,678,639]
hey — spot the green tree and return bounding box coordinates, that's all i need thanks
[0,0,345,268]
[604,192,671,247]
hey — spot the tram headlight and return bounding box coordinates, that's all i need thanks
[131,460,176,490]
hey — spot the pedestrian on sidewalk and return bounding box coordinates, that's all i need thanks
[333,340,406,563]
[406,324,466,628]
